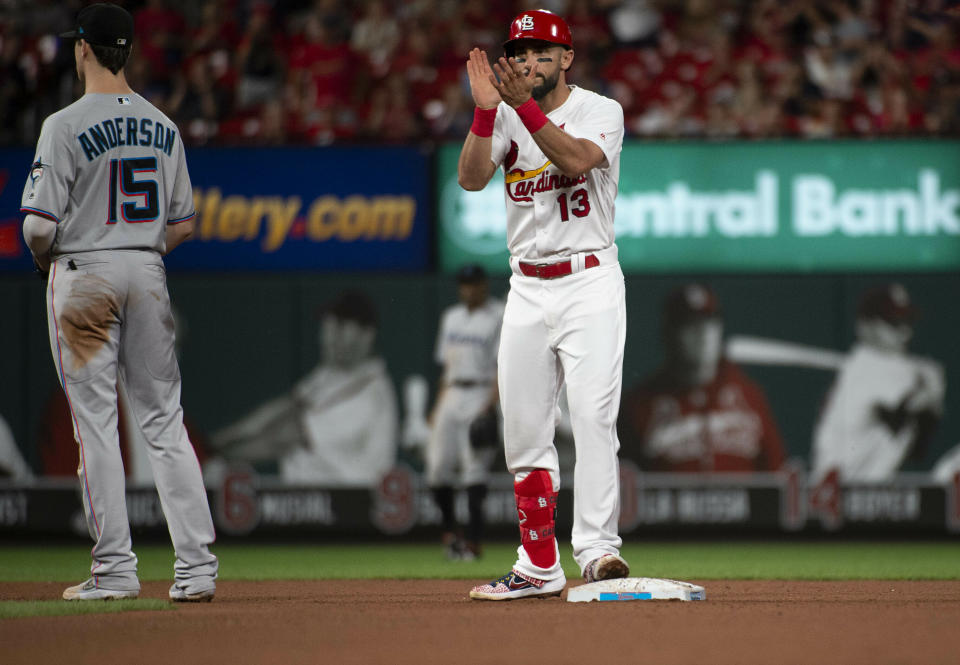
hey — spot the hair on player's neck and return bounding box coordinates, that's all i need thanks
[78,40,133,95]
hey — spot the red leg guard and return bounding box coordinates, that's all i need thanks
[514,470,558,569]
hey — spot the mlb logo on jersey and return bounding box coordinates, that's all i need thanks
[117,96,131,105]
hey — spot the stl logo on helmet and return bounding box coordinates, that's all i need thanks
[520,15,535,31]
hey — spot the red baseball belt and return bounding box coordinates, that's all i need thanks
[518,254,599,279]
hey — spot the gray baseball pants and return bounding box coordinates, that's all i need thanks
[46,249,217,591]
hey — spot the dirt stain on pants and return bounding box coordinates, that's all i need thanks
[59,278,120,372]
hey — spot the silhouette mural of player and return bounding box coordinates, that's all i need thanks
[811,283,944,483]
[211,289,398,488]
[620,283,786,473]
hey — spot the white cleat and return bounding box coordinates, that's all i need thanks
[582,554,630,583]
[169,582,215,603]
[63,578,139,601]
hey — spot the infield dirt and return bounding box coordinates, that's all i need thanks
[3,579,959,665]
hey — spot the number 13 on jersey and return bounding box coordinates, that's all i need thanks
[107,156,159,224]
[556,188,590,222]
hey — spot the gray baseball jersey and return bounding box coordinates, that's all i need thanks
[21,92,194,255]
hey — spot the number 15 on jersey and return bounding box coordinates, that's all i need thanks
[107,156,159,224]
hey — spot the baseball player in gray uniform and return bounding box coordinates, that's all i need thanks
[460,10,630,600]
[21,3,218,602]
[426,264,503,560]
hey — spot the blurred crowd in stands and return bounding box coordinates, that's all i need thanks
[2,0,959,146]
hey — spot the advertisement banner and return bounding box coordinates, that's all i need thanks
[437,140,960,273]
[1,146,430,272]
[0,148,32,268]
[3,468,959,538]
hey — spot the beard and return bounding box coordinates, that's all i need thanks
[531,69,561,100]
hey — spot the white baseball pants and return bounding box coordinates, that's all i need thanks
[498,255,626,581]
[425,384,495,487]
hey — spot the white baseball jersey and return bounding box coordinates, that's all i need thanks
[485,85,627,582]
[21,92,195,255]
[435,298,504,384]
[490,86,624,261]
[811,343,946,482]
[282,358,399,487]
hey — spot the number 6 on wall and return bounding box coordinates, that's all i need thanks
[107,156,159,224]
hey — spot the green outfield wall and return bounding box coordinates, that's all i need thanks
[2,272,958,480]
[2,141,959,534]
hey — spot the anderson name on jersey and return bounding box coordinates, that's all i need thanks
[490,86,624,261]
[21,93,194,257]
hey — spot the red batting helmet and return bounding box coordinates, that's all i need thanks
[504,9,572,55]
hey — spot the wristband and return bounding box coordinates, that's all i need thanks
[515,98,549,134]
[470,107,497,137]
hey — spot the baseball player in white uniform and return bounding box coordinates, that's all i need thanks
[460,10,630,600]
[811,284,945,483]
[212,290,398,487]
[426,264,503,560]
[20,3,218,601]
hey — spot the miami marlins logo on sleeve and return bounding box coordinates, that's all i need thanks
[30,159,47,184]
[27,159,48,198]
